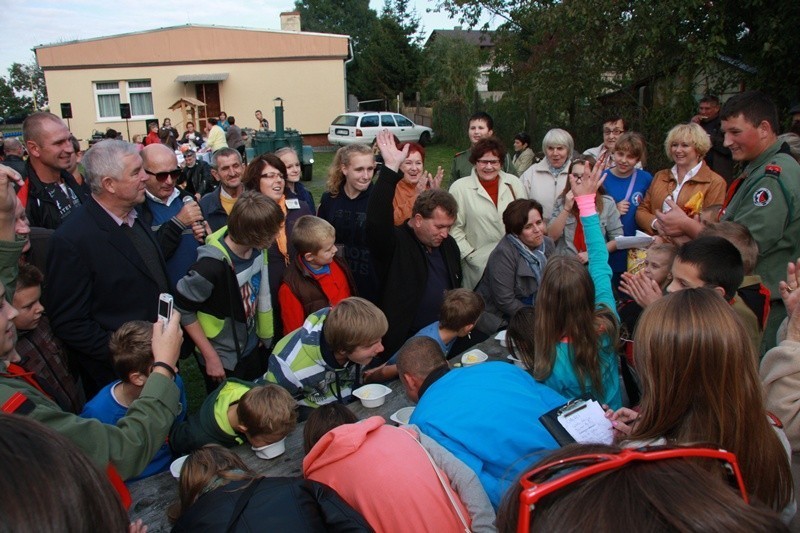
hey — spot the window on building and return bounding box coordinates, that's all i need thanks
[94,82,121,119]
[127,80,154,117]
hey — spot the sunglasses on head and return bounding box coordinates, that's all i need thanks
[145,168,182,182]
[516,444,748,532]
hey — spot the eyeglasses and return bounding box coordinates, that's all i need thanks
[603,128,624,136]
[516,445,748,532]
[260,172,284,180]
[144,168,182,182]
[477,159,501,166]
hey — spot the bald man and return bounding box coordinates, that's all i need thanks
[1,138,26,176]
[21,112,89,229]
[139,143,206,288]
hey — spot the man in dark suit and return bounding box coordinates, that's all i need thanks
[45,140,170,396]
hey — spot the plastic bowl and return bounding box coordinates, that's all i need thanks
[390,406,415,425]
[170,455,188,479]
[494,330,508,347]
[461,349,489,366]
[352,384,392,408]
[252,438,286,460]
[507,354,527,369]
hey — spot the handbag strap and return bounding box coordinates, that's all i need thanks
[225,478,263,533]
[398,427,471,533]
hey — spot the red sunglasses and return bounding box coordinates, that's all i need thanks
[516,445,748,532]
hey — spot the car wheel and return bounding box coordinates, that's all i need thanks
[419,131,431,146]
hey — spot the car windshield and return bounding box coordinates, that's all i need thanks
[332,115,358,127]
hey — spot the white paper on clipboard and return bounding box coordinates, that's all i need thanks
[614,231,654,250]
[556,399,615,444]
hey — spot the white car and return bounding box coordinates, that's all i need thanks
[327,112,433,146]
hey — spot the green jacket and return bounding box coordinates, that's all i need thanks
[169,378,254,456]
[0,371,181,479]
[722,141,800,298]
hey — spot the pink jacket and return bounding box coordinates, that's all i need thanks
[303,416,471,533]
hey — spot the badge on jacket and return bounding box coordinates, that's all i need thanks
[753,188,772,207]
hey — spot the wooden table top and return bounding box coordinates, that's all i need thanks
[128,336,511,531]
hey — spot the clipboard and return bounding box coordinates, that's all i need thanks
[539,396,615,446]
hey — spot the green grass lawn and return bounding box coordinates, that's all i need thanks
[181,142,461,413]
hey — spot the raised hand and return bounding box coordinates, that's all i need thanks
[375,129,409,172]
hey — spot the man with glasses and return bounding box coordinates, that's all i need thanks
[199,148,244,232]
[140,144,206,288]
[583,116,629,170]
[45,140,170,396]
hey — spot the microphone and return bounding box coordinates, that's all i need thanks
[183,196,206,239]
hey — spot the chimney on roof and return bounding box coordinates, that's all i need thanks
[281,11,301,32]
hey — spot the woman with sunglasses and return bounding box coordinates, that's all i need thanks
[497,443,788,532]
[449,136,527,290]
[608,288,794,518]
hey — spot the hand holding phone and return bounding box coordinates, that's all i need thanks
[158,293,174,327]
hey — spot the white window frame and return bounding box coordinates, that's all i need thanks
[93,81,122,122]
[126,80,155,120]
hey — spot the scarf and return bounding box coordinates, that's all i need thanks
[276,196,289,264]
[507,233,547,284]
[392,178,418,225]
[548,162,568,178]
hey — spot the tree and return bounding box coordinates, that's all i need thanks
[295,0,425,102]
[0,77,32,119]
[8,61,47,110]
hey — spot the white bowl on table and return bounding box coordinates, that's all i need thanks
[252,438,287,460]
[461,349,489,366]
[352,384,392,408]
[170,455,188,479]
[390,406,415,425]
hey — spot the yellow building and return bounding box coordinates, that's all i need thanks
[35,20,349,144]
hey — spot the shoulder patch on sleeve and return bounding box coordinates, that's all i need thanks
[765,164,782,177]
[753,188,772,206]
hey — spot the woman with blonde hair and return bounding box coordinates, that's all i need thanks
[636,122,727,234]
[317,144,379,301]
[608,289,794,518]
[170,445,370,531]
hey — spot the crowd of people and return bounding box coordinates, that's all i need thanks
[1,89,800,532]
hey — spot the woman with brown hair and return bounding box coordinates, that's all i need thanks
[497,443,788,533]
[476,198,554,333]
[528,155,622,409]
[391,141,443,225]
[548,158,622,263]
[242,153,312,332]
[170,445,370,532]
[608,288,794,518]
[449,136,527,289]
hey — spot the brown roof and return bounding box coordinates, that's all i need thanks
[35,25,349,70]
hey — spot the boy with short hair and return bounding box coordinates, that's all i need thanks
[176,191,284,393]
[601,132,653,286]
[278,215,356,335]
[451,111,516,183]
[169,381,297,456]
[701,221,769,348]
[262,297,387,416]
[366,288,485,382]
[13,263,84,413]
[667,235,761,355]
[80,320,188,481]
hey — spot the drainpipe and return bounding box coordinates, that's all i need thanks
[344,38,354,111]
